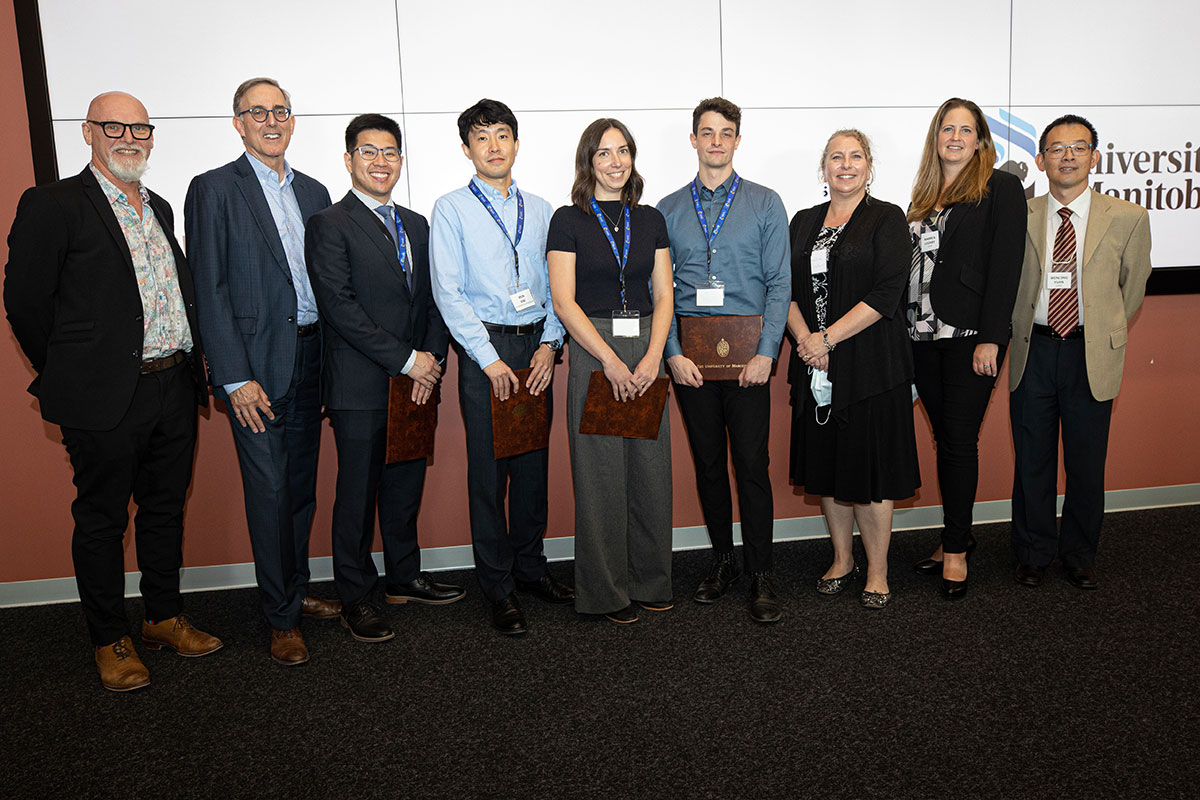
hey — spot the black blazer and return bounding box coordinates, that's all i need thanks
[4,166,207,430]
[925,170,1027,345]
[305,192,449,411]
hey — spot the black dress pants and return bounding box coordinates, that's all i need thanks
[673,380,774,573]
[1010,332,1112,569]
[455,334,551,602]
[327,408,426,607]
[60,361,198,646]
[912,336,1005,553]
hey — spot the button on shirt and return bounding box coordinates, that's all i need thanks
[245,152,318,326]
[1036,190,1091,326]
[91,165,193,359]
[430,176,564,368]
[657,173,791,359]
[350,187,416,375]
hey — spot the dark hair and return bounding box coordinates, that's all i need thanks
[232,77,290,115]
[1038,114,1099,153]
[569,118,645,212]
[457,98,518,145]
[345,114,402,153]
[692,97,741,135]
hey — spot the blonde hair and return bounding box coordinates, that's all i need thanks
[908,98,995,223]
[818,128,874,184]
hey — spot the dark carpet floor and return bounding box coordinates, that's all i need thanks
[1,505,1197,800]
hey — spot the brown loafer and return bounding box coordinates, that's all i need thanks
[141,615,223,657]
[270,627,310,666]
[301,595,343,619]
[95,636,150,692]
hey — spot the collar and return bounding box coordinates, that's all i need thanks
[89,163,149,206]
[695,171,735,198]
[245,151,293,187]
[351,187,392,212]
[471,174,518,201]
[1048,187,1092,221]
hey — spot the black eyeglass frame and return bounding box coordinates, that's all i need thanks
[86,119,155,140]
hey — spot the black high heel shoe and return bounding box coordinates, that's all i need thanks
[938,536,977,600]
[915,535,977,576]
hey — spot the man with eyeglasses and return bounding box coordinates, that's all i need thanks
[304,114,465,643]
[4,91,220,692]
[185,77,332,666]
[1009,114,1152,590]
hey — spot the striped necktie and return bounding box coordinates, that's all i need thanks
[1047,207,1079,337]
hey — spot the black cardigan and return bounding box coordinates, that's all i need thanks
[787,196,912,419]
[924,169,1027,345]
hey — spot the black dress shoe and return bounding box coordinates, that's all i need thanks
[604,604,638,624]
[515,574,575,604]
[915,535,977,575]
[1015,563,1045,587]
[940,575,968,601]
[748,572,782,623]
[385,573,467,605]
[694,555,741,604]
[490,593,528,635]
[1065,566,1098,590]
[341,602,395,642]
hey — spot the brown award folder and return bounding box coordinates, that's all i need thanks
[677,314,762,380]
[490,367,549,459]
[579,371,669,439]
[385,376,438,464]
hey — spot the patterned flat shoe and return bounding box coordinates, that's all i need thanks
[860,590,892,609]
[816,563,860,595]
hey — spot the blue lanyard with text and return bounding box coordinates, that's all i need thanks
[385,207,408,274]
[589,198,631,309]
[468,180,524,280]
[690,173,741,278]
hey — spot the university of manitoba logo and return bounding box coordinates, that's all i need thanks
[986,109,1039,199]
[716,338,730,359]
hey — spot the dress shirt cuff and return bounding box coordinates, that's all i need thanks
[399,350,417,376]
[474,343,501,371]
[223,380,250,396]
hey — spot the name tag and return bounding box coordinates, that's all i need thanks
[810,248,828,275]
[1047,272,1072,290]
[612,310,640,338]
[920,231,940,253]
[510,285,536,312]
[695,280,725,307]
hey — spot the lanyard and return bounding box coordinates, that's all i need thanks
[385,207,407,274]
[690,173,741,277]
[589,198,631,309]
[468,180,524,280]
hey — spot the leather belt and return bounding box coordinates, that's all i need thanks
[483,319,545,337]
[297,322,320,337]
[140,350,186,374]
[1032,323,1084,340]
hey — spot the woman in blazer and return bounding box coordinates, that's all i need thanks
[788,130,920,609]
[906,98,1026,599]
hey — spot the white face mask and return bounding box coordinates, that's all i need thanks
[810,367,832,408]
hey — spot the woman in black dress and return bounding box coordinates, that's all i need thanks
[788,129,919,609]
[547,119,675,624]
[906,98,1026,599]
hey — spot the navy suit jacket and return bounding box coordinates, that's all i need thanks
[184,153,331,400]
[305,192,448,410]
[4,166,207,430]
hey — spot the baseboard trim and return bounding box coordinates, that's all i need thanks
[3,483,1196,608]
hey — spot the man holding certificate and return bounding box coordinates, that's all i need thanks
[657,98,791,623]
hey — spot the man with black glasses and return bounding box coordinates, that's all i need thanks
[186,77,332,666]
[5,91,220,692]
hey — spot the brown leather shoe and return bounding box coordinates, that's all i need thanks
[270,627,310,666]
[301,595,343,619]
[95,636,150,692]
[141,615,223,657]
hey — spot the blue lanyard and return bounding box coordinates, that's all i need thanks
[690,173,741,275]
[589,198,631,309]
[468,180,524,279]
[385,207,407,274]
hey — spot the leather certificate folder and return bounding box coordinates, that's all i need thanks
[386,375,438,464]
[579,371,669,439]
[677,314,762,380]
[490,367,549,459]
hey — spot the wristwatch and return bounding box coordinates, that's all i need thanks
[543,339,563,352]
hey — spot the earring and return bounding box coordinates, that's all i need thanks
[865,180,872,197]
[822,182,828,197]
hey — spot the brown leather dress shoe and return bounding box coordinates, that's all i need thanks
[301,595,343,619]
[141,615,223,657]
[270,627,310,666]
[95,636,150,692]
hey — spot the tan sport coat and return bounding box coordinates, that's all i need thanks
[1009,189,1152,402]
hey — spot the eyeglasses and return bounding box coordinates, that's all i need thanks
[1042,142,1093,158]
[87,120,155,140]
[350,145,402,162]
[237,105,293,123]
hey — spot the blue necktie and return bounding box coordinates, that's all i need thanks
[375,204,411,290]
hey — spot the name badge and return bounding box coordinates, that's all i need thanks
[612,310,640,338]
[510,284,536,312]
[920,231,940,253]
[1047,272,1072,290]
[695,279,725,307]
[810,248,829,275]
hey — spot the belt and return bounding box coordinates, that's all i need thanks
[1032,323,1084,340]
[297,322,320,337]
[482,318,545,337]
[140,350,186,374]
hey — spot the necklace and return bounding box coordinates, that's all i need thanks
[597,203,621,232]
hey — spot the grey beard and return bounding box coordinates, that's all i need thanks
[106,151,148,183]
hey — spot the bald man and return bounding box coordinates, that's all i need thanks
[4,91,221,692]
